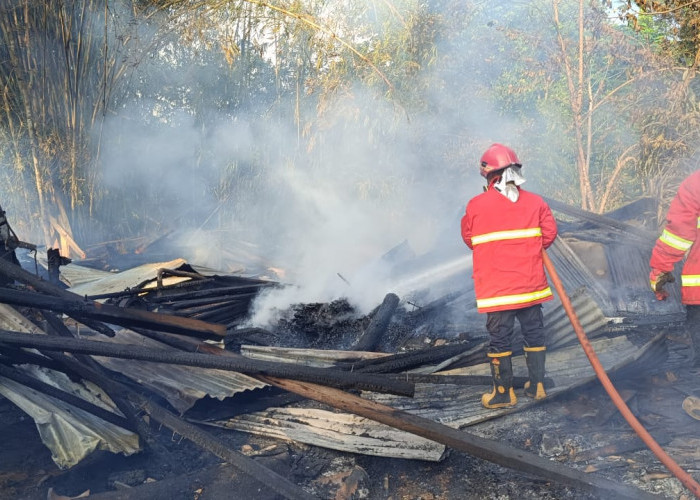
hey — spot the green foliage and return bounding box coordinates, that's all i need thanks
[4,0,700,252]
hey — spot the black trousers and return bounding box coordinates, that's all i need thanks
[486,304,545,354]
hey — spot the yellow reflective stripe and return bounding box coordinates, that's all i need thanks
[487,351,513,358]
[477,287,553,309]
[471,227,542,246]
[523,346,546,352]
[681,275,700,287]
[659,229,693,251]
[697,217,700,229]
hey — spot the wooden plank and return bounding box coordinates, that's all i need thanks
[49,215,86,259]
[0,287,226,339]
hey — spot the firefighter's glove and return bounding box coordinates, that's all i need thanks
[650,268,674,301]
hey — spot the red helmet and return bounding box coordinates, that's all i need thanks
[479,143,521,178]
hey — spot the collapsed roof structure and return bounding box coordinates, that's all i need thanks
[0,197,693,499]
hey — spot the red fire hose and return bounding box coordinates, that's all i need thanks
[543,250,700,498]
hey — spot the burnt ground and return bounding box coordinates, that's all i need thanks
[2,328,700,500]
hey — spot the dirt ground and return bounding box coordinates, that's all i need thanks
[2,332,700,500]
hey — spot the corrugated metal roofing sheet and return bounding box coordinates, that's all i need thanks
[93,329,267,414]
[67,258,191,297]
[0,304,141,469]
[0,367,140,469]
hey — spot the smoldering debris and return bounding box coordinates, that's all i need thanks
[0,198,698,499]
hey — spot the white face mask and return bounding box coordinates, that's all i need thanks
[493,166,525,202]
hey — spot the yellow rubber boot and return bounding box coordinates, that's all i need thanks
[482,352,517,409]
[523,346,547,399]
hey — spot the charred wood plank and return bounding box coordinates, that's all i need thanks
[341,343,475,373]
[172,299,243,315]
[80,463,283,500]
[190,303,250,323]
[86,277,218,301]
[0,258,115,337]
[150,286,269,305]
[352,293,399,352]
[0,288,226,339]
[131,397,314,500]
[573,431,672,463]
[0,347,66,372]
[0,330,414,397]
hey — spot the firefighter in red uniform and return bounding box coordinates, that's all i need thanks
[649,169,700,363]
[461,144,558,409]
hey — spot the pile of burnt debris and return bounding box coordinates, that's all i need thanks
[0,197,699,500]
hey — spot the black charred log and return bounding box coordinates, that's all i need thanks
[352,293,400,352]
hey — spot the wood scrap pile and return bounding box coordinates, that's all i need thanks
[0,253,667,500]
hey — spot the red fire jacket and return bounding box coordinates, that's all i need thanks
[461,187,558,313]
[650,169,700,305]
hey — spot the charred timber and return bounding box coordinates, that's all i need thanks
[0,258,117,336]
[162,294,258,311]
[0,330,415,397]
[171,299,243,315]
[0,347,66,372]
[86,277,217,301]
[341,343,476,373]
[352,292,400,352]
[148,285,271,304]
[134,397,314,500]
[191,303,250,324]
[0,287,226,339]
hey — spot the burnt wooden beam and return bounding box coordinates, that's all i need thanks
[0,287,226,339]
[172,299,242,315]
[341,343,475,373]
[0,348,66,372]
[572,431,672,463]
[352,293,399,352]
[0,257,115,337]
[0,330,414,397]
[85,277,218,301]
[150,286,270,305]
[131,395,314,500]
[191,305,250,325]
